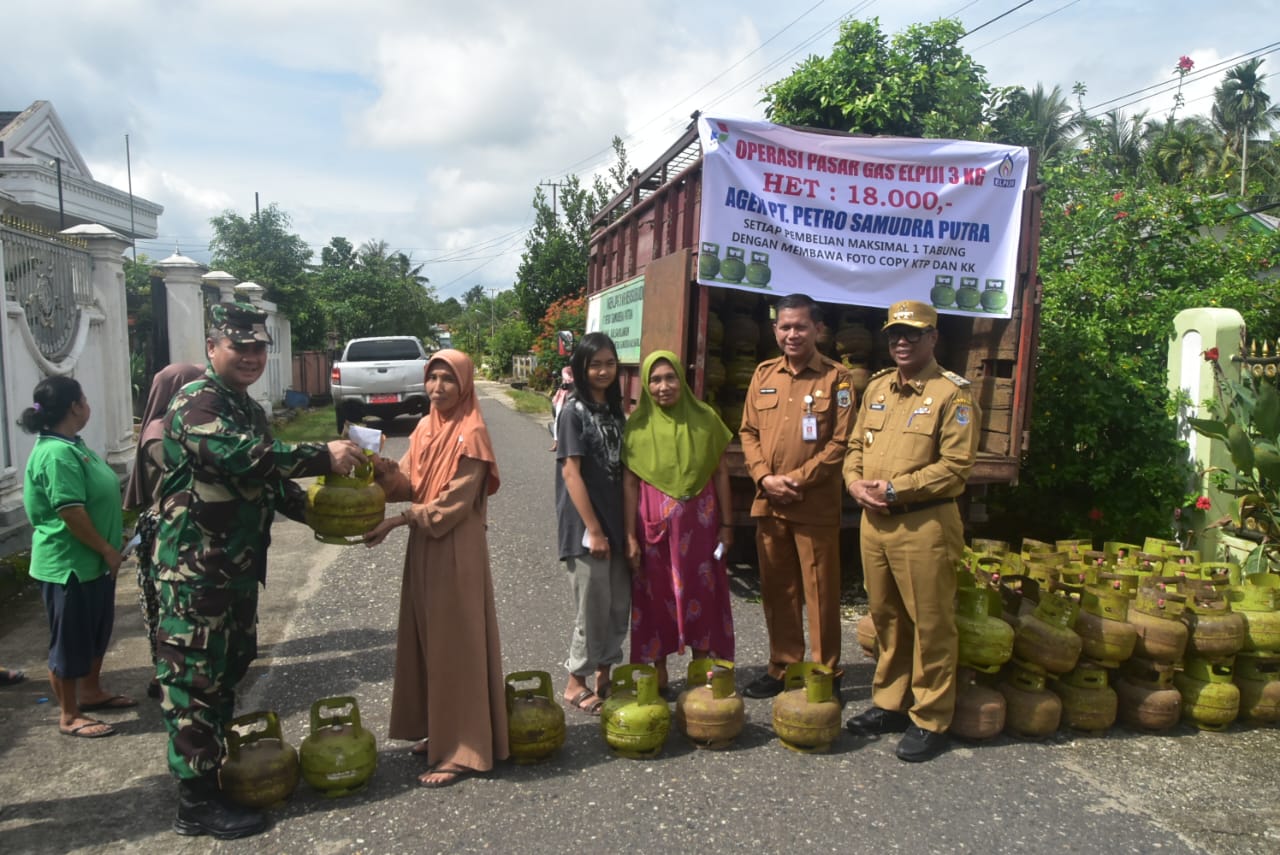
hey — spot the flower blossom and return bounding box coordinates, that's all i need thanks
[1088,508,1103,522]
[1195,496,1212,510]
[1178,56,1194,72]
[1113,192,1124,202]
[1114,211,1129,220]
[1203,347,1219,362]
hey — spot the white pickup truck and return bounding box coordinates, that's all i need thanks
[330,336,431,433]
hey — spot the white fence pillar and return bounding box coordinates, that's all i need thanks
[156,252,209,367]
[1169,307,1246,560]
[63,224,135,471]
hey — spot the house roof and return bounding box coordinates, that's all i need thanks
[0,100,162,237]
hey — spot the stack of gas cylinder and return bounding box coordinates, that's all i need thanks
[220,696,378,809]
[702,294,885,434]
[854,535,1280,740]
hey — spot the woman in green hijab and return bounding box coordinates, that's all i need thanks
[623,350,736,692]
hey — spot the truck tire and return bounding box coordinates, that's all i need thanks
[335,406,346,436]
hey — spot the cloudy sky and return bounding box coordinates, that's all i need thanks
[0,0,1269,300]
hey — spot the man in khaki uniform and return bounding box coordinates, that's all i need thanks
[739,294,854,699]
[843,299,979,762]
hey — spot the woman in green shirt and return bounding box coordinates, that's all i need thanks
[21,376,132,738]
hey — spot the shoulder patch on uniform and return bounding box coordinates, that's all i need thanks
[870,367,894,380]
[940,369,971,387]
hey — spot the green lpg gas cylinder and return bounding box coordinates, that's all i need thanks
[1175,657,1240,731]
[675,659,744,750]
[299,696,377,797]
[771,662,841,753]
[506,670,565,765]
[956,585,1015,673]
[601,664,670,759]
[220,710,300,809]
[1234,652,1280,723]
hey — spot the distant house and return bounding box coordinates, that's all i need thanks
[0,101,162,238]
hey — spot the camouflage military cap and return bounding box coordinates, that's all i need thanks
[883,299,937,330]
[209,301,272,345]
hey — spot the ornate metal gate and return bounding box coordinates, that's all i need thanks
[1,218,93,362]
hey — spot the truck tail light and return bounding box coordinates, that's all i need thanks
[331,366,341,385]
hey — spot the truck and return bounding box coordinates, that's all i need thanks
[585,118,1042,526]
[330,335,432,433]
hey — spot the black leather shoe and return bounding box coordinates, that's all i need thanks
[896,725,949,762]
[845,706,911,735]
[174,777,267,840]
[742,673,786,699]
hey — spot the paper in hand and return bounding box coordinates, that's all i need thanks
[121,532,142,559]
[346,423,384,453]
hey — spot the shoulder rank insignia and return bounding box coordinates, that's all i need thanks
[940,369,971,387]
[870,367,894,380]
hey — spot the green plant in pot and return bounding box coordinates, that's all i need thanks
[1189,347,1280,576]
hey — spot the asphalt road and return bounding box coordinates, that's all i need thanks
[1,380,1278,854]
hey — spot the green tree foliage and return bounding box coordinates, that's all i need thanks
[208,204,324,347]
[313,237,436,344]
[513,175,609,334]
[986,154,1280,543]
[762,17,987,138]
[985,84,1080,162]
[124,254,157,413]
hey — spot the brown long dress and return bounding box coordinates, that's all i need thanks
[388,455,509,770]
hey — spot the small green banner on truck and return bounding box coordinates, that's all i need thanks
[585,274,645,364]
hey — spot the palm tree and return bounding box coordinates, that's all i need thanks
[1144,116,1220,184]
[1085,110,1148,177]
[1213,58,1280,195]
[1025,84,1082,161]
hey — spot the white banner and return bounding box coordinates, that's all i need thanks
[697,116,1030,318]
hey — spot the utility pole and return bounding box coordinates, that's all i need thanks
[488,288,498,339]
[539,179,563,218]
[125,135,137,261]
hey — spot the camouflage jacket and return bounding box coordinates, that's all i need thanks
[152,368,331,586]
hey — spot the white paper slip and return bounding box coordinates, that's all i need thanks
[713,542,725,561]
[346,423,384,452]
[582,530,593,549]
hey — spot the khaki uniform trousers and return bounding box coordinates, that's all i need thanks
[860,502,961,732]
[755,516,842,678]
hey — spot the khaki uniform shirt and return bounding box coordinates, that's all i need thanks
[740,352,854,525]
[843,360,979,502]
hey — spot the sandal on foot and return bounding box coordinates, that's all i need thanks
[418,765,475,789]
[410,739,430,756]
[60,719,116,738]
[80,694,138,711]
[565,689,603,715]
[0,669,25,686]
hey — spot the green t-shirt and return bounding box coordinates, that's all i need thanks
[23,433,123,584]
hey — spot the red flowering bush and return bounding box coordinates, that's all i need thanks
[529,293,586,391]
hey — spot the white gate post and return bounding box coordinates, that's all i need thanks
[63,224,135,471]
[155,252,209,367]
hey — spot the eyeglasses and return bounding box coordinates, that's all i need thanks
[885,327,931,344]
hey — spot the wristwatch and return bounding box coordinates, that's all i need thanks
[884,481,897,504]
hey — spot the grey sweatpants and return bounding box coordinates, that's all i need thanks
[563,553,631,676]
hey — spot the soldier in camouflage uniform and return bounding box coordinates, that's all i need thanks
[153,302,363,839]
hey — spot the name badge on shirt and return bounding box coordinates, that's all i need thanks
[802,413,819,441]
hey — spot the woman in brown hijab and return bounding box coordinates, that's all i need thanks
[364,350,508,788]
[123,363,204,698]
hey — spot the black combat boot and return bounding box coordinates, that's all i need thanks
[173,775,267,839]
